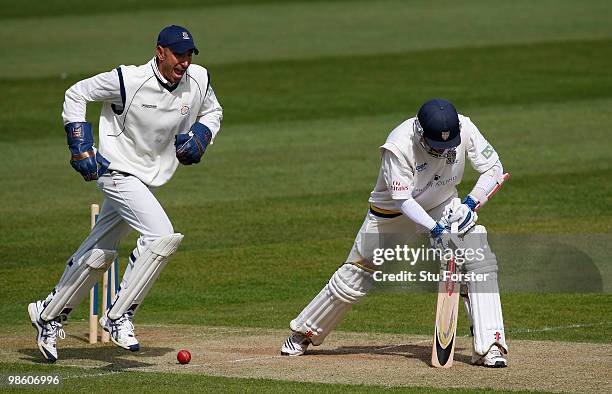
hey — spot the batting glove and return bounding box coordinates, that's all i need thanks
[442,198,478,235]
[430,222,451,250]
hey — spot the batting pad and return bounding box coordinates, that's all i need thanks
[461,225,508,355]
[41,249,116,321]
[107,233,183,320]
[290,263,373,346]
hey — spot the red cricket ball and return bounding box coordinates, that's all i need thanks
[177,349,191,365]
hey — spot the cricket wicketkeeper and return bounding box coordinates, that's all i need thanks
[28,25,223,363]
[281,98,509,367]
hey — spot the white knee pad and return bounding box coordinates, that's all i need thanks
[290,263,373,346]
[462,225,508,354]
[107,233,183,319]
[41,249,116,321]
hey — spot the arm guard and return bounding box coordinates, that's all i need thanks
[471,173,510,211]
[465,160,508,210]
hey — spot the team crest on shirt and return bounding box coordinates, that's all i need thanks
[481,145,495,159]
[180,105,190,115]
[416,162,428,172]
[441,130,450,141]
[446,149,457,164]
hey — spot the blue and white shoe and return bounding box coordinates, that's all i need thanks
[280,332,310,356]
[28,301,65,363]
[100,312,139,351]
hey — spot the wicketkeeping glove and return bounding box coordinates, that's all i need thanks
[175,123,212,165]
[65,122,110,181]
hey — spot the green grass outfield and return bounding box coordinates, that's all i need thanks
[0,363,537,394]
[0,0,611,391]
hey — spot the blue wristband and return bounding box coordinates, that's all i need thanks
[430,222,445,237]
[463,195,478,211]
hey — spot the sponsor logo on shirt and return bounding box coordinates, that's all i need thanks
[142,104,157,109]
[435,175,458,187]
[481,145,495,159]
[416,162,428,172]
[413,175,459,193]
[391,181,410,192]
[180,105,190,115]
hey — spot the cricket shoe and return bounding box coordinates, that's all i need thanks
[472,345,507,368]
[280,332,311,356]
[28,301,65,363]
[100,312,139,351]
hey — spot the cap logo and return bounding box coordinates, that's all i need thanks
[182,31,190,40]
[441,131,450,141]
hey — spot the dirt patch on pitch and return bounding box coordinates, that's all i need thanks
[2,323,609,393]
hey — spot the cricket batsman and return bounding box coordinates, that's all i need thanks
[280,98,508,367]
[28,25,223,363]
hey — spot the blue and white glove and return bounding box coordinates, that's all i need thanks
[442,197,478,235]
[65,122,110,181]
[175,123,212,165]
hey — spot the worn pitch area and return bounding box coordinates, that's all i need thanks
[1,323,608,393]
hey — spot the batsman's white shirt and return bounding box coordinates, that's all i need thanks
[63,58,223,186]
[369,115,499,212]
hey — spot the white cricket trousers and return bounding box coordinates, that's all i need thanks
[73,171,174,291]
[345,195,455,267]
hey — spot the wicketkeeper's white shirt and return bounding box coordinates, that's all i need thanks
[62,58,223,186]
[369,115,499,212]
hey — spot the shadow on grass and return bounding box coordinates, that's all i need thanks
[17,345,174,370]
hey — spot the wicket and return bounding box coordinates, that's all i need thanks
[88,204,119,344]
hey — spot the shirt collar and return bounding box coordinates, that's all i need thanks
[150,57,180,92]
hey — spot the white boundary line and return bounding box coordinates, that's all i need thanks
[228,355,284,363]
[507,322,610,333]
[63,370,124,380]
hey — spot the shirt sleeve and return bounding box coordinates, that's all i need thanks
[381,149,414,200]
[395,198,437,230]
[62,69,122,125]
[468,160,505,207]
[196,83,223,143]
[464,117,499,173]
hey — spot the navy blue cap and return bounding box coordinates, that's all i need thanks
[417,98,460,149]
[157,25,199,55]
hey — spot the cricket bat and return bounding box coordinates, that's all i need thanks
[431,173,509,367]
[431,222,460,368]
